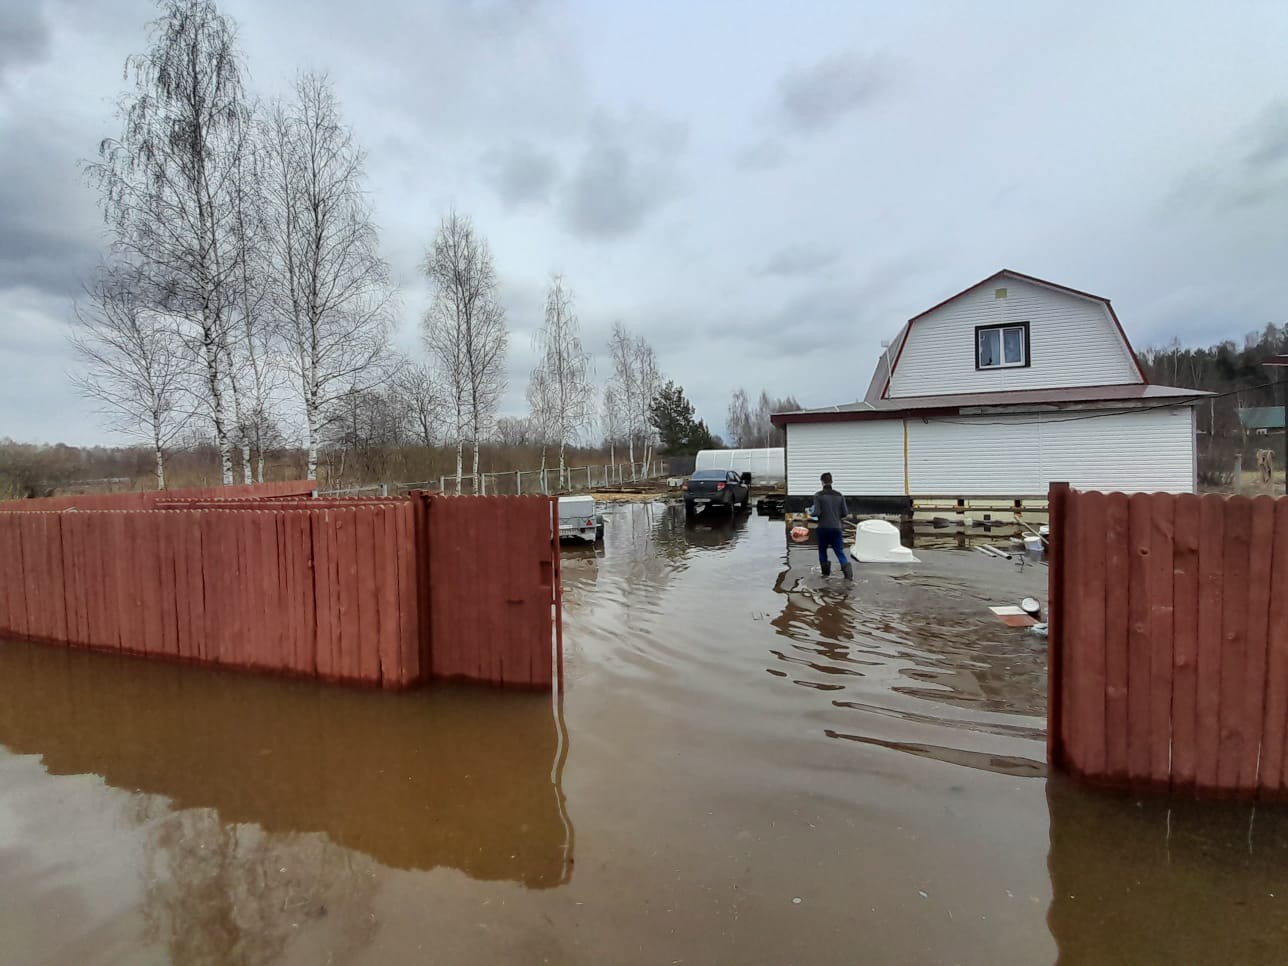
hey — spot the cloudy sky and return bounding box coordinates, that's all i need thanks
[3,0,1288,446]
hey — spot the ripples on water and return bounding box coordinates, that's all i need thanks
[565,500,1050,780]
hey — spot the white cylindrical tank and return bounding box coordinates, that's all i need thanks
[851,519,918,563]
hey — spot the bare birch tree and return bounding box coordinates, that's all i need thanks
[394,361,443,448]
[527,274,592,490]
[727,388,752,448]
[261,72,395,480]
[422,211,508,493]
[70,264,191,488]
[607,323,661,478]
[87,0,254,485]
[224,107,280,483]
[608,323,638,469]
[602,383,622,466]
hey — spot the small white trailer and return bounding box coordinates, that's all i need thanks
[557,495,604,543]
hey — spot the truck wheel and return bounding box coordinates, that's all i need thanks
[685,500,696,517]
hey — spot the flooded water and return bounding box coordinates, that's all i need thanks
[3,501,1288,964]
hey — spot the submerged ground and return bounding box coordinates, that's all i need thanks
[2,501,1287,964]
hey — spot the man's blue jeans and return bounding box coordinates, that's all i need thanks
[817,527,848,566]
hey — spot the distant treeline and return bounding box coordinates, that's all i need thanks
[1137,322,1288,441]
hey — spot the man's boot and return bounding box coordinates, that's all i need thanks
[842,562,854,581]
[821,560,831,577]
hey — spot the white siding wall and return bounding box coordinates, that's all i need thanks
[788,406,1197,496]
[907,407,1195,494]
[787,421,905,496]
[889,277,1141,398]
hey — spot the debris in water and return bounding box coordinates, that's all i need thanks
[792,897,802,904]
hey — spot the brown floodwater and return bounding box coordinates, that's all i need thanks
[3,500,1288,964]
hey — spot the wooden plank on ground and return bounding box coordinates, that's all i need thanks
[1171,493,1201,795]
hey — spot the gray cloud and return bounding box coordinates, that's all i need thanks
[1166,100,1288,214]
[734,137,787,172]
[561,109,688,240]
[1243,100,1288,168]
[483,141,559,208]
[0,116,101,298]
[758,243,841,278]
[0,4,52,83]
[776,51,890,134]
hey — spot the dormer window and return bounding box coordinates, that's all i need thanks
[976,322,1030,370]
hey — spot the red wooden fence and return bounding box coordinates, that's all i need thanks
[1048,483,1288,799]
[0,491,561,691]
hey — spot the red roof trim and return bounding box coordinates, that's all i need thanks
[881,269,1148,397]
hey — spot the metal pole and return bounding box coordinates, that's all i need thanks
[516,470,522,495]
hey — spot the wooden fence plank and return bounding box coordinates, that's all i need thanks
[181,511,203,661]
[395,501,418,685]
[140,513,163,655]
[1103,493,1131,782]
[1053,487,1078,772]
[354,507,381,685]
[1171,493,1202,795]
[1147,493,1176,789]
[1241,496,1276,794]
[1216,496,1252,795]
[312,510,335,680]
[336,509,361,682]
[1127,492,1154,786]
[1071,492,1109,778]
[374,506,400,687]
[1195,493,1228,792]
[1267,499,1288,796]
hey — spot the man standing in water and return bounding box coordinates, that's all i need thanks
[813,472,853,580]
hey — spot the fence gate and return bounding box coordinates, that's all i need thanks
[426,496,560,689]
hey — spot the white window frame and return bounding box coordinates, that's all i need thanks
[976,322,1029,370]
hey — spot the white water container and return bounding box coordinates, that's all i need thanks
[851,519,918,564]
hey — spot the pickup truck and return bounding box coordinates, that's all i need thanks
[682,470,751,516]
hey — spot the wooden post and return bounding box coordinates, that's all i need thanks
[956,497,966,549]
[1048,482,1070,771]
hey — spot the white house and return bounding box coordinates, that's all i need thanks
[772,270,1206,508]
